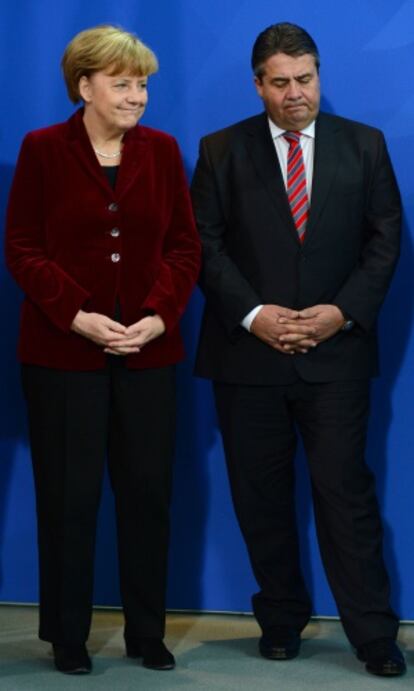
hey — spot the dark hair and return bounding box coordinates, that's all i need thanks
[251,22,320,78]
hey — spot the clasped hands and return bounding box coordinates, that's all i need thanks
[250,304,345,355]
[71,310,166,355]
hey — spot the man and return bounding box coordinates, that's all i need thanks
[191,23,405,677]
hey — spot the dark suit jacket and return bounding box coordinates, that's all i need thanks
[5,108,200,370]
[191,111,401,384]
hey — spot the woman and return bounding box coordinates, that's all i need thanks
[5,25,200,675]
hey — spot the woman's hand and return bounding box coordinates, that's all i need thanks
[71,310,129,348]
[104,314,166,355]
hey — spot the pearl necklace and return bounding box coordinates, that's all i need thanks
[94,147,122,159]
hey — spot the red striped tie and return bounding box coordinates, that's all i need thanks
[283,131,309,242]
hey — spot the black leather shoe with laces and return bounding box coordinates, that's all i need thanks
[126,638,175,670]
[52,644,92,674]
[356,638,406,676]
[259,627,301,660]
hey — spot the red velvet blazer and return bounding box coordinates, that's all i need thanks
[5,109,200,370]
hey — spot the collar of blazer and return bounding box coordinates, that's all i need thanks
[243,111,341,246]
[65,107,151,201]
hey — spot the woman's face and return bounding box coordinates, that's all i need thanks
[79,70,149,135]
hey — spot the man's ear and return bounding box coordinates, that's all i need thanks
[254,75,263,97]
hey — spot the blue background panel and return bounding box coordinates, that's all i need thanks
[0,0,413,619]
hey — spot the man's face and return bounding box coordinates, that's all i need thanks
[254,52,320,130]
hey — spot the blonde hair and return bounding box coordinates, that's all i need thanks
[62,25,158,103]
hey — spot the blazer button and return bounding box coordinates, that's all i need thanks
[110,227,120,237]
[111,253,121,263]
[108,202,118,212]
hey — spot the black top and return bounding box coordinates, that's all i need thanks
[102,165,119,189]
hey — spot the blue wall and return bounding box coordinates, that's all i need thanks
[1,0,413,619]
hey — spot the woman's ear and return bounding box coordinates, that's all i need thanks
[78,75,91,103]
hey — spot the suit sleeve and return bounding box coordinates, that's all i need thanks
[140,138,201,333]
[191,136,261,338]
[333,131,401,331]
[5,133,90,333]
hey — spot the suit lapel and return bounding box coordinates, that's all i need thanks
[66,111,109,196]
[243,112,342,247]
[243,114,300,246]
[114,125,150,202]
[305,113,340,243]
[66,108,150,200]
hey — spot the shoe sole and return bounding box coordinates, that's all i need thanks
[357,652,406,676]
[126,651,175,670]
[259,648,299,661]
[143,662,175,670]
[55,666,91,674]
[365,664,406,677]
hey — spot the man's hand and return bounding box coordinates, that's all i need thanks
[279,304,345,347]
[104,314,166,355]
[71,310,128,348]
[250,305,318,354]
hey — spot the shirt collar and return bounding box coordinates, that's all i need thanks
[268,117,316,140]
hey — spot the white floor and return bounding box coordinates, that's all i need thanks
[0,607,413,690]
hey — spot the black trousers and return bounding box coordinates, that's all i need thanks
[22,361,176,646]
[214,379,399,647]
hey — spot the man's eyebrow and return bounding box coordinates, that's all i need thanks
[270,72,313,83]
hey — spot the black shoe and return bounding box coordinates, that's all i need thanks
[52,644,92,674]
[126,638,175,670]
[259,627,301,660]
[356,638,406,677]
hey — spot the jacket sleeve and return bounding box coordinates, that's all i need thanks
[141,138,201,333]
[333,131,401,331]
[191,136,261,338]
[5,133,90,333]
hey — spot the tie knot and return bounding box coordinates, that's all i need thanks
[283,131,301,145]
